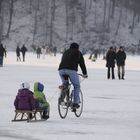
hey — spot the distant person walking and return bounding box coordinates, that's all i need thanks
[0,43,6,67]
[106,47,116,79]
[116,46,126,80]
[16,46,21,61]
[36,47,41,59]
[42,46,46,59]
[53,46,57,56]
[20,44,27,62]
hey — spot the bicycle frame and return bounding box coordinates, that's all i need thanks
[58,74,84,119]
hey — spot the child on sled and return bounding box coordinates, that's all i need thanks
[33,82,50,120]
[14,82,36,119]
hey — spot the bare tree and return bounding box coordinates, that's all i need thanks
[65,0,69,42]
[103,0,107,28]
[29,0,32,14]
[101,0,107,43]
[32,0,39,45]
[94,0,97,26]
[45,0,49,44]
[132,0,140,23]
[0,0,4,43]
[6,0,14,38]
[130,11,136,34]
[49,0,56,48]
[111,0,116,18]
[80,0,87,41]
[115,0,123,35]
[107,0,112,32]
[124,0,129,22]
[89,0,93,9]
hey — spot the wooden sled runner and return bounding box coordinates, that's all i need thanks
[12,110,46,122]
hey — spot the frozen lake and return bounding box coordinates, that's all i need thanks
[0,52,140,140]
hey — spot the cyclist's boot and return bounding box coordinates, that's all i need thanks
[72,103,80,108]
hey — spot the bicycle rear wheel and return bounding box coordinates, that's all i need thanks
[74,89,83,117]
[58,96,69,119]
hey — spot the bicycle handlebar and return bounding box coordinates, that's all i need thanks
[78,73,88,78]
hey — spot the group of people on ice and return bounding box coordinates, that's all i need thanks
[16,44,27,62]
[36,45,57,59]
[106,46,126,80]
[16,44,57,62]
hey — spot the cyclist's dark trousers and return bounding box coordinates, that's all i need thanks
[107,67,115,79]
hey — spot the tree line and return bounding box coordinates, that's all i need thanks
[0,0,140,49]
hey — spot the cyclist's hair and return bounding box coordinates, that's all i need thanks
[70,42,79,49]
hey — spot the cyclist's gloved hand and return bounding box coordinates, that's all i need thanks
[83,74,88,78]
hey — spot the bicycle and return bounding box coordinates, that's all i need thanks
[58,74,85,119]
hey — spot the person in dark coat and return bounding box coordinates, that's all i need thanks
[53,46,57,56]
[20,44,27,62]
[0,43,6,67]
[16,46,21,61]
[14,82,36,111]
[106,47,116,79]
[116,46,126,80]
[36,47,41,59]
[58,42,88,108]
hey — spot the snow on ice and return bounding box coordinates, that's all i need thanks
[0,52,140,140]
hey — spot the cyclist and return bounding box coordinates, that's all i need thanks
[58,42,88,108]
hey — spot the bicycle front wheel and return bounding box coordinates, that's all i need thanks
[58,97,69,119]
[74,89,83,117]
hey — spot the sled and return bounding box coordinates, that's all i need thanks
[12,110,46,122]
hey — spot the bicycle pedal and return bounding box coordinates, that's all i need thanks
[72,108,76,112]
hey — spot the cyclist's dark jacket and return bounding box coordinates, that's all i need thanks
[58,48,87,75]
